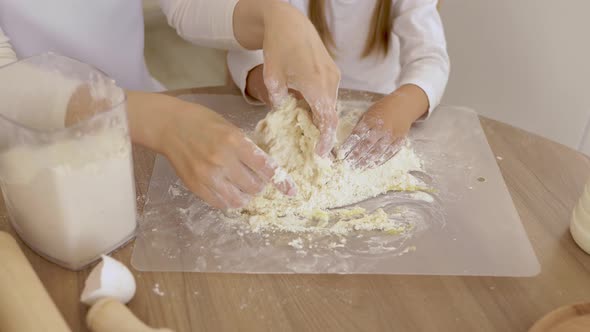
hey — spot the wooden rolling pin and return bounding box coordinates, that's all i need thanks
[87,298,173,332]
[0,231,71,332]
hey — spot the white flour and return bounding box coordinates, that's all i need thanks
[0,63,136,269]
[0,127,137,268]
[236,97,426,234]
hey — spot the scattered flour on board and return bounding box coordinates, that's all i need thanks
[231,97,428,235]
[288,238,304,249]
[168,185,182,197]
[152,283,165,296]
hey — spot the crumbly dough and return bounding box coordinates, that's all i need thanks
[236,97,425,234]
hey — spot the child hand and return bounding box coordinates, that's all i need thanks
[338,96,411,169]
[339,85,429,169]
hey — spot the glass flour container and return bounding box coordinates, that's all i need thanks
[0,53,137,270]
[571,178,590,255]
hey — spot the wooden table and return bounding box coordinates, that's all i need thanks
[1,86,590,332]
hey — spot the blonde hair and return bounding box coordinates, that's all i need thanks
[308,0,393,58]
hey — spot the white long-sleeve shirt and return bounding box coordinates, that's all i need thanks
[228,0,450,113]
[0,0,240,91]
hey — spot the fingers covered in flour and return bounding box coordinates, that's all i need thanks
[310,98,339,158]
[355,136,390,169]
[339,93,415,169]
[238,139,297,197]
[262,59,289,109]
[356,137,405,170]
[346,135,379,165]
[214,177,252,209]
[376,138,405,167]
[338,121,370,160]
[185,181,228,210]
[299,81,339,158]
[226,162,265,196]
[258,2,341,157]
[155,99,287,210]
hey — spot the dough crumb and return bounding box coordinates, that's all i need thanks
[288,238,304,250]
[152,283,165,297]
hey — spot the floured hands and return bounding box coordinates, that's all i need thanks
[338,97,409,169]
[161,104,297,209]
[125,91,296,210]
[258,2,340,157]
[338,85,430,169]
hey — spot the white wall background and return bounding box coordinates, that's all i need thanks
[439,1,590,154]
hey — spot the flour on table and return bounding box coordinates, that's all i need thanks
[234,97,426,234]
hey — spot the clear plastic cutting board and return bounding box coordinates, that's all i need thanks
[131,92,540,276]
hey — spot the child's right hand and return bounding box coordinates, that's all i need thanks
[126,91,296,210]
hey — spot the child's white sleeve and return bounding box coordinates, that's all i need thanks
[0,27,17,67]
[159,0,243,50]
[227,50,265,105]
[394,0,450,116]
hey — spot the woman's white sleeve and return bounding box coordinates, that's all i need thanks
[159,0,243,50]
[394,0,450,115]
[0,27,17,67]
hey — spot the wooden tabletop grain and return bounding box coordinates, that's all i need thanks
[1,86,590,332]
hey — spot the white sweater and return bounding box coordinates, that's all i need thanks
[228,0,450,113]
[0,0,240,91]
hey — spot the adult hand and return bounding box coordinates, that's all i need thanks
[235,0,340,157]
[244,64,302,105]
[126,91,296,210]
